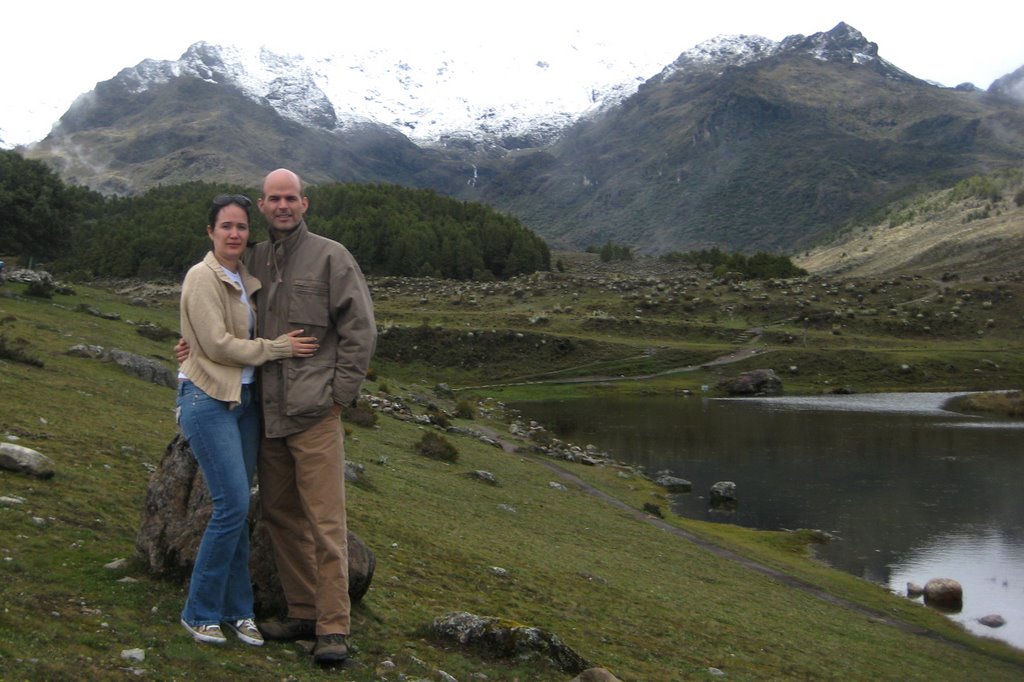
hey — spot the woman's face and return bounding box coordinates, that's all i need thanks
[207,204,249,267]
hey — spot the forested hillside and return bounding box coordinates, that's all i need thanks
[0,150,549,280]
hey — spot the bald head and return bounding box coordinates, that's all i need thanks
[263,168,303,195]
[258,168,309,238]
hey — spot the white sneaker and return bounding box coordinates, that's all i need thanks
[225,618,265,646]
[180,618,227,644]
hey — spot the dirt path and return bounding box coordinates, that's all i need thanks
[459,332,770,391]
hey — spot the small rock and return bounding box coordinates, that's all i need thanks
[120,648,145,662]
[710,481,737,504]
[642,502,663,518]
[467,470,498,485]
[978,614,1006,628]
[654,474,692,493]
[104,558,129,570]
[906,582,924,598]
[572,668,623,682]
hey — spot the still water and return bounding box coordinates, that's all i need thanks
[510,393,1024,649]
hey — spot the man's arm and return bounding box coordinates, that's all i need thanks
[330,251,377,406]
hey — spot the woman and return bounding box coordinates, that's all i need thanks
[176,193,317,646]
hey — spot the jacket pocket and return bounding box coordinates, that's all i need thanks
[284,362,333,417]
[289,279,329,330]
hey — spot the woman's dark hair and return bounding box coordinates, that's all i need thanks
[208,194,252,228]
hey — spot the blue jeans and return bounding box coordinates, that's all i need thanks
[176,380,260,626]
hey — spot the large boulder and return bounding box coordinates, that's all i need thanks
[0,442,56,479]
[720,369,782,396]
[135,432,375,614]
[923,578,963,611]
[432,611,592,675]
[68,344,177,389]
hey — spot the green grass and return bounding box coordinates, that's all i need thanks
[945,390,1024,417]
[1,274,1023,680]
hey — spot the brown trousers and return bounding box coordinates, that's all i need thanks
[258,411,350,635]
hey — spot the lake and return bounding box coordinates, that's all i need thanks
[510,392,1024,649]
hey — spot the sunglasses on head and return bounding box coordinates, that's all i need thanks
[212,193,252,208]
[208,194,253,228]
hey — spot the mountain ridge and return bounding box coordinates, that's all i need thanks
[20,22,1024,260]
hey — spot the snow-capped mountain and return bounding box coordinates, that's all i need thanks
[650,22,917,85]
[70,22,914,151]
[94,39,667,150]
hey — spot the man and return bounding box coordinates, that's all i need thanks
[181,169,376,664]
[249,168,376,664]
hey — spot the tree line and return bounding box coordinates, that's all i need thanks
[0,150,550,281]
[660,247,807,279]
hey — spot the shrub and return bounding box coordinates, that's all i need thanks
[341,400,378,428]
[427,406,451,429]
[415,431,459,462]
[0,334,44,367]
[26,279,54,299]
[454,400,476,419]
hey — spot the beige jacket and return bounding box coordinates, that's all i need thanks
[179,251,292,407]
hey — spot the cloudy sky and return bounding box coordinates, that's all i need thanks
[3,0,1022,146]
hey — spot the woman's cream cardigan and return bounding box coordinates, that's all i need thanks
[179,252,292,407]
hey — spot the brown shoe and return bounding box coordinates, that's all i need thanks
[257,617,316,641]
[313,633,349,664]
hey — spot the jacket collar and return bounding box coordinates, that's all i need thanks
[269,220,309,254]
[203,251,261,295]
[267,220,309,283]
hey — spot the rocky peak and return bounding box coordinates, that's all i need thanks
[778,22,918,82]
[651,22,918,87]
[89,42,341,131]
[990,65,1024,101]
[778,21,877,64]
[652,34,779,83]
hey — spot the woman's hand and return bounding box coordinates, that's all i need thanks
[174,338,190,364]
[286,329,319,358]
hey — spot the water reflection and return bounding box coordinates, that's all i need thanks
[510,393,1024,649]
[889,528,1024,645]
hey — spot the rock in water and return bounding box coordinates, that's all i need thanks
[923,578,963,610]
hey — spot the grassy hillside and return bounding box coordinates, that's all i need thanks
[797,170,1024,280]
[1,272,1023,681]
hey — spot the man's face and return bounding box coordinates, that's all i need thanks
[258,174,308,234]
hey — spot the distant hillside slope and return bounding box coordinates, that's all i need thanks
[795,171,1024,280]
[479,50,1024,255]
